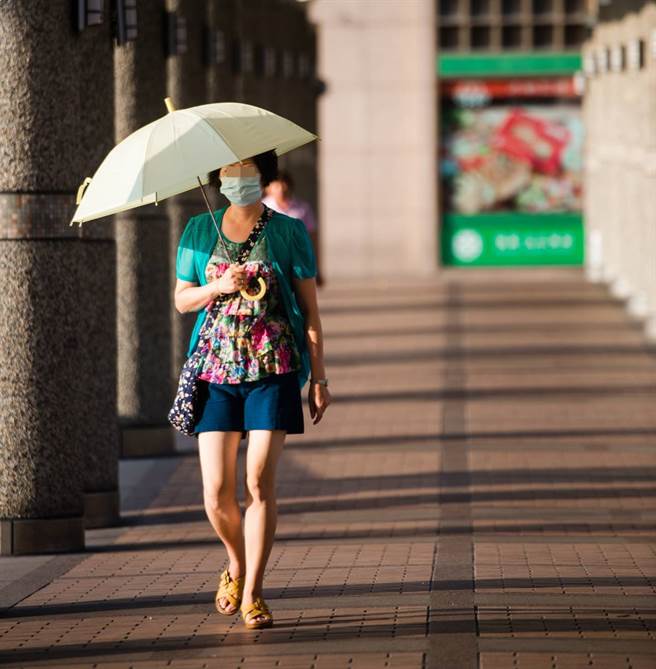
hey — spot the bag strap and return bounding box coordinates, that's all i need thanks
[235,204,273,264]
[195,205,273,346]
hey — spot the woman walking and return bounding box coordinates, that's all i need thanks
[174,150,331,630]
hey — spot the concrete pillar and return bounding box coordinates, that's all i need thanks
[596,26,615,291]
[582,38,604,283]
[587,30,610,285]
[609,16,636,303]
[0,0,118,552]
[236,0,266,108]
[166,0,208,391]
[115,0,174,457]
[275,6,317,182]
[207,0,237,104]
[597,23,627,294]
[309,0,438,278]
[621,12,649,318]
[641,3,656,339]
[278,6,320,276]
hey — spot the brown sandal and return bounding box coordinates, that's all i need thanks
[241,596,273,629]
[215,568,244,615]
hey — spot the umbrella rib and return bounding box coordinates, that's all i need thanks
[140,117,159,202]
[192,111,243,163]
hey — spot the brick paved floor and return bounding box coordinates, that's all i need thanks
[1,269,655,669]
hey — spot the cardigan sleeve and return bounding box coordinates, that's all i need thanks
[290,218,317,280]
[176,216,198,283]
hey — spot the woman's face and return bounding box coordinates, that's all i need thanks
[219,158,259,180]
[267,179,288,199]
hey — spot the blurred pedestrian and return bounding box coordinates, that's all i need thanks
[263,170,323,285]
[174,150,331,630]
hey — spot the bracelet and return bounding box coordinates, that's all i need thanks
[311,378,329,387]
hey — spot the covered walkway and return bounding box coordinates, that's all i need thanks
[1,271,655,668]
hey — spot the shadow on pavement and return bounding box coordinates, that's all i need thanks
[5,580,654,620]
[85,521,656,553]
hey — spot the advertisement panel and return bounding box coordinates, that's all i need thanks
[439,59,584,267]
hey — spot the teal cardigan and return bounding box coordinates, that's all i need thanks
[175,205,317,389]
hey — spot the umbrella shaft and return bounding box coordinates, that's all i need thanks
[197,177,234,264]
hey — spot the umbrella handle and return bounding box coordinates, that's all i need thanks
[76,177,92,205]
[240,277,266,301]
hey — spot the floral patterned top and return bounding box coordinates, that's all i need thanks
[196,219,301,385]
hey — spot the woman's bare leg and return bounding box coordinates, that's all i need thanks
[198,430,244,613]
[242,429,286,621]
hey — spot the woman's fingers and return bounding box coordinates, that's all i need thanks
[308,391,316,420]
[225,264,247,290]
[234,271,247,285]
[311,389,330,424]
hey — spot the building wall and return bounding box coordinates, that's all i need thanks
[438,0,596,52]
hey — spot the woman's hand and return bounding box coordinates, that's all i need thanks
[309,382,331,425]
[213,263,247,296]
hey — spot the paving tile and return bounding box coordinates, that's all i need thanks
[465,395,656,437]
[480,652,656,668]
[475,543,656,596]
[477,605,656,640]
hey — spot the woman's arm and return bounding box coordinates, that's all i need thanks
[174,279,218,313]
[174,263,247,313]
[293,276,331,424]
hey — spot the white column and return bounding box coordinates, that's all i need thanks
[641,4,656,339]
[309,0,438,278]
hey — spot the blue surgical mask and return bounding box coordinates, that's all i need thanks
[219,175,262,206]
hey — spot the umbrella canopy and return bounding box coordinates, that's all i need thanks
[71,100,318,224]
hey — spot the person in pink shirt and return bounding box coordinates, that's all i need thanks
[263,170,322,285]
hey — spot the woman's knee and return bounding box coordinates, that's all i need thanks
[245,475,275,504]
[203,482,238,512]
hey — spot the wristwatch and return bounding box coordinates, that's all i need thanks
[311,378,329,387]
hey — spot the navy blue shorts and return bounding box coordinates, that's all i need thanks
[194,371,304,435]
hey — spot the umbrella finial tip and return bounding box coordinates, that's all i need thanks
[164,97,176,113]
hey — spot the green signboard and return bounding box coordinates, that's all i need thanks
[441,212,584,267]
[438,52,582,79]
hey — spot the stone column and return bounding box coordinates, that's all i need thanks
[277,4,321,277]
[595,27,614,290]
[207,0,236,104]
[166,0,208,392]
[115,0,174,457]
[608,17,634,301]
[231,0,247,103]
[309,0,438,278]
[582,38,604,283]
[0,0,118,552]
[641,3,656,339]
[622,12,649,318]
[596,22,625,292]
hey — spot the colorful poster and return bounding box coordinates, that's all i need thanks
[440,79,583,216]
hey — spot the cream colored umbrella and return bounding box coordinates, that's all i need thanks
[71,98,318,225]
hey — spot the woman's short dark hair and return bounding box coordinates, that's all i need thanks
[208,149,278,190]
[276,169,295,194]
